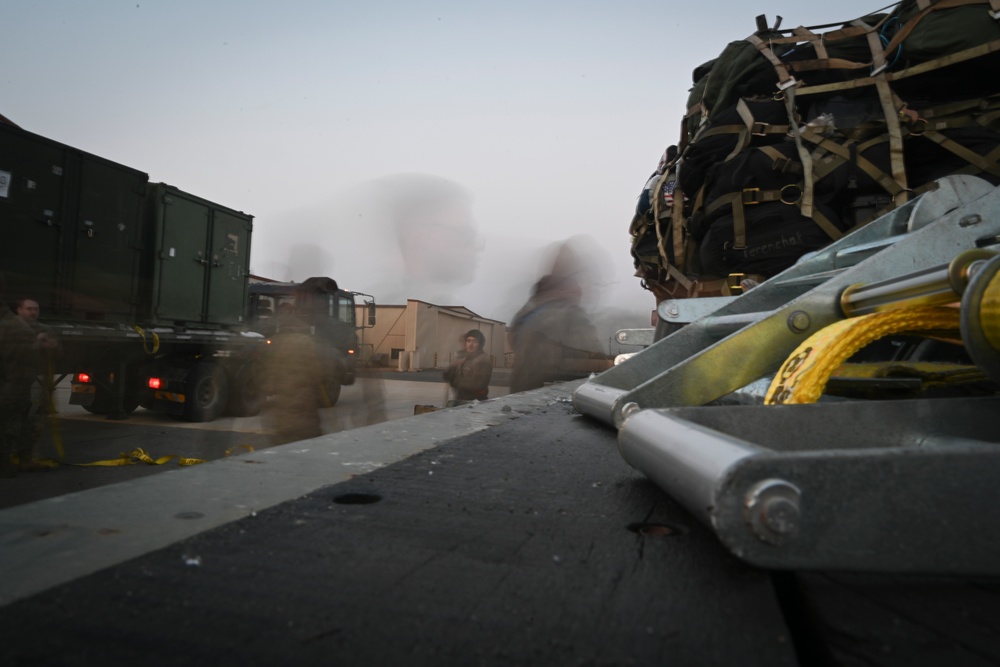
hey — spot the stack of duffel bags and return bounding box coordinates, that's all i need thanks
[630,0,1000,303]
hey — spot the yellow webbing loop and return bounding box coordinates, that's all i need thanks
[765,305,962,405]
[132,325,161,354]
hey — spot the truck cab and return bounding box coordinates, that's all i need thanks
[248,277,373,391]
[134,277,375,422]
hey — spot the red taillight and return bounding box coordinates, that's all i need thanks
[77,373,92,384]
[148,377,162,390]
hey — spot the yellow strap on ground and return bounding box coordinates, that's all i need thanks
[67,448,206,467]
[224,444,256,457]
[766,306,962,405]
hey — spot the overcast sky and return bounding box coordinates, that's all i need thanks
[4,0,890,322]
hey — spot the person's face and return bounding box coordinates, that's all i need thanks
[399,203,480,283]
[464,336,481,354]
[17,300,39,323]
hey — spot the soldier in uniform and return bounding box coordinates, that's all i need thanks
[15,298,59,468]
[443,329,492,405]
[0,283,47,477]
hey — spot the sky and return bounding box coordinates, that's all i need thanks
[3,0,893,330]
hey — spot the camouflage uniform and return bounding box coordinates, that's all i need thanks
[509,282,605,394]
[0,306,38,473]
[443,350,492,402]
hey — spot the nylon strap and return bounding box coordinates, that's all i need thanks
[766,306,963,405]
[756,144,803,175]
[671,179,689,273]
[863,19,910,204]
[799,127,903,196]
[783,86,815,218]
[746,34,797,91]
[132,325,161,354]
[881,0,994,57]
[650,171,673,271]
[922,129,1000,177]
[793,26,827,59]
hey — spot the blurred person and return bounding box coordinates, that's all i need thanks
[442,329,492,406]
[384,174,480,285]
[260,315,325,445]
[332,173,482,305]
[508,239,609,393]
[260,279,358,444]
[0,282,48,477]
[15,298,59,468]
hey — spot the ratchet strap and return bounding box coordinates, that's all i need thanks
[766,305,963,405]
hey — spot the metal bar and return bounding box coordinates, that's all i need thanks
[619,397,1000,574]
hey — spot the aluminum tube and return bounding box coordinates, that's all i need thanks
[571,381,628,424]
[841,250,994,316]
[618,409,766,526]
[840,264,955,316]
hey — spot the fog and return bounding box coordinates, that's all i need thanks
[3,0,887,346]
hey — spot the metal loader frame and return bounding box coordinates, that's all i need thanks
[574,176,1000,575]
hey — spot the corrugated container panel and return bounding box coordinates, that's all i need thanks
[0,123,146,322]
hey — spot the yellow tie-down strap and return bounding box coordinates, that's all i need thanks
[68,448,206,467]
[30,445,256,469]
[766,305,963,405]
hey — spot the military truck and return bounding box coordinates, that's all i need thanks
[0,121,373,422]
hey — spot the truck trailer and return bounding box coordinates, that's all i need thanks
[0,121,372,422]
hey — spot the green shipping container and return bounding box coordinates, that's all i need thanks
[0,123,146,322]
[145,183,252,328]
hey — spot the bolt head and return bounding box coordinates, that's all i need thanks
[787,311,811,334]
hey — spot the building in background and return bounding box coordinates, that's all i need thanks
[356,300,507,371]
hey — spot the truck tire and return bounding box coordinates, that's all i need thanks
[227,362,264,417]
[183,364,229,422]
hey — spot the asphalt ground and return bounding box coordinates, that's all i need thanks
[0,372,510,511]
[0,381,798,666]
[3,377,998,665]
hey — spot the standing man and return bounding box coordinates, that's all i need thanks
[14,298,58,472]
[0,284,44,477]
[443,329,492,405]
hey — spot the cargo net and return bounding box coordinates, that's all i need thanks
[631,0,1000,301]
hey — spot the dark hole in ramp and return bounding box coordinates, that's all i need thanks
[333,493,382,505]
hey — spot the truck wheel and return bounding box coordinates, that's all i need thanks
[321,379,341,407]
[227,363,264,417]
[183,364,229,422]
